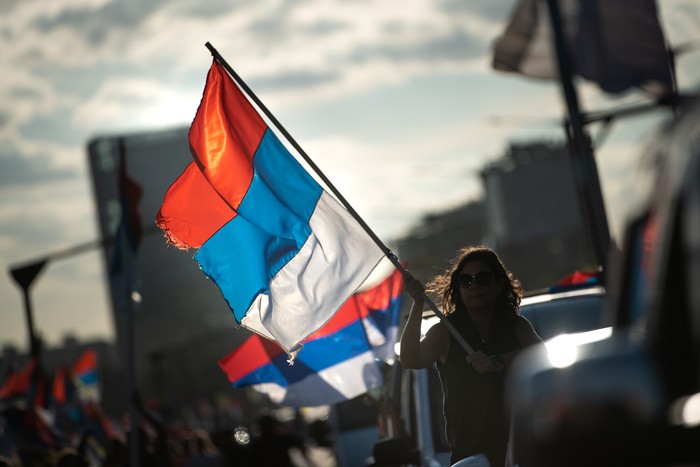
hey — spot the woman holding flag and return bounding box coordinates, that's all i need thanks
[400,246,542,466]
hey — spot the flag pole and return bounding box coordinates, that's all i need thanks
[544,0,610,270]
[118,138,140,467]
[204,42,474,355]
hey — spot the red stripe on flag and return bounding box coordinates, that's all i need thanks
[218,333,284,384]
[307,268,403,339]
[72,348,97,376]
[156,162,236,249]
[189,61,268,210]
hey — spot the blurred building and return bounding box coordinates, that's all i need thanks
[395,141,596,292]
[395,201,487,284]
[76,127,596,425]
[480,141,597,289]
[86,127,266,425]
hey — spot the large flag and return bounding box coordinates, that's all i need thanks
[492,0,674,97]
[353,267,404,362]
[218,268,403,407]
[157,60,384,356]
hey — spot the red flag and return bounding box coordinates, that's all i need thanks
[0,358,37,399]
[51,365,76,405]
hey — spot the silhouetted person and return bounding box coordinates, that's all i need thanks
[132,391,172,467]
[55,448,89,467]
[185,429,223,467]
[401,246,543,466]
[103,438,128,467]
[249,414,315,467]
[210,428,252,467]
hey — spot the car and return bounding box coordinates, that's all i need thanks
[506,97,700,467]
[369,281,607,467]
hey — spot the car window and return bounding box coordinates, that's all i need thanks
[521,294,605,340]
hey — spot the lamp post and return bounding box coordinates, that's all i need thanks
[9,259,47,358]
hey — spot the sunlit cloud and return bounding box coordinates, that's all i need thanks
[0,0,698,350]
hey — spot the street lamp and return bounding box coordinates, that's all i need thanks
[9,259,47,358]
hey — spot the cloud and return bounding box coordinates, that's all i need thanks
[71,76,197,130]
[0,147,78,189]
[1,0,698,349]
[0,178,96,253]
[0,206,72,258]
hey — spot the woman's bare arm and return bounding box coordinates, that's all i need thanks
[400,275,449,369]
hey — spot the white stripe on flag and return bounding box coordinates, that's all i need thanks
[241,191,384,354]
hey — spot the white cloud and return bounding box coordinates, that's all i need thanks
[72,76,198,130]
[1,0,699,350]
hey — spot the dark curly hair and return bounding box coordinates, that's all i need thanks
[426,245,522,316]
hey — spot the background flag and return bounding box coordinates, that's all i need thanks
[347,267,403,362]
[492,0,674,97]
[157,60,384,356]
[218,268,402,407]
[51,365,77,407]
[72,348,100,403]
[0,358,37,401]
[109,139,144,307]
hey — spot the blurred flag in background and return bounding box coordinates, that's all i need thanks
[219,268,403,407]
[492,0,674,97]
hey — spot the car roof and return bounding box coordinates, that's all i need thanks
[420,285,607,341]
[521,286,607,340]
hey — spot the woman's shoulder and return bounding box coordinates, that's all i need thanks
[514,312,532,324]
[514,313,543,344]
[426,318,450,338]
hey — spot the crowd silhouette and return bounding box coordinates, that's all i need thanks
[0,389,334,467]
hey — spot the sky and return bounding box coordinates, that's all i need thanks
[1,0,699,353]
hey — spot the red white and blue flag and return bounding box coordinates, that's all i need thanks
[72,349,100,403]
[218,268,403,407]
[157,60,384,356]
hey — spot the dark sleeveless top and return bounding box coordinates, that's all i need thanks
[436,307,521,454]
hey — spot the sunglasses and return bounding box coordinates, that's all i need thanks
[458,271,494,288]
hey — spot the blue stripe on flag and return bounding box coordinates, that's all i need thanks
[234,320,370,387]
[244,129,322,229]
[77,372,98,386]
[195,128,322,322]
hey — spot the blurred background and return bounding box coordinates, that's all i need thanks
[1,0,699,441]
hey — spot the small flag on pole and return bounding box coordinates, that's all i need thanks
[157,59,384,356]
[72,349,100,403]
